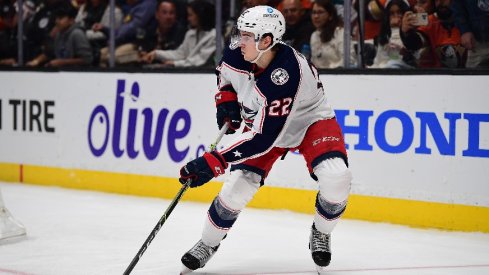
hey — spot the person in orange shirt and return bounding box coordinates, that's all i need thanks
[400,0,466,67]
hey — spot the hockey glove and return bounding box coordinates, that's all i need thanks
[179,151,228,188]
[215,91,242,134]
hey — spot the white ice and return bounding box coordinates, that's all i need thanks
[1,181,489,275]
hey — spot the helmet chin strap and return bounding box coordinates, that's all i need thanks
[250,41,273,64]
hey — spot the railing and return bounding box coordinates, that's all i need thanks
[8,0,489,73]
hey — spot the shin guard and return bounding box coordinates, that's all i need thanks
[313,158,352,234]
[201,170,261,246]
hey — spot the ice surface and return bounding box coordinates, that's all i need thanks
[1,182,488,275]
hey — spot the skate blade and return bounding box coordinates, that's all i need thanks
[180,265,193,275]
[315,265,329,274]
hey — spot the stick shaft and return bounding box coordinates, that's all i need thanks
[123,125,228,274]
[210,124,229,151]
[123,180,191,275]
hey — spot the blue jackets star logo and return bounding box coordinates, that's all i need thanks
[233,150,242,158]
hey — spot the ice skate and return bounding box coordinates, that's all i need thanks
[181,239,220,272]
[309,223,331,271]
[0,207,26,241]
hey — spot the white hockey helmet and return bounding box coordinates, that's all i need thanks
[237,5,285,47]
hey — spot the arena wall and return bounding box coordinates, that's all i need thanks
[1,71,488,232]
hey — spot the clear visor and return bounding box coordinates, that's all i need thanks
[229,25,256,48]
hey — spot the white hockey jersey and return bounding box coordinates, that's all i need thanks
[216,43,335,165]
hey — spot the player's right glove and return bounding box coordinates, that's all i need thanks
[179,151,228,188]
[215,90,242,134]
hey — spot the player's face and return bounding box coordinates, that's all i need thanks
[239,31,259,61]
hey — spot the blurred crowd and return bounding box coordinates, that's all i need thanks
[0,0,488,69]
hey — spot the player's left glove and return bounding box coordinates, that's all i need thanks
[215,90,242,134]
[179,151,228,188]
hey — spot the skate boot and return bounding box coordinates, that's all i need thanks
[0,207,26,241]
[180,239,220,274]
[309,223,331,269]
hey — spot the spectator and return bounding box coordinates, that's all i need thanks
[72,0,87,9]
[352,0,399,67]
[0,0,42,66]
[43,2,93,67]
[138,0,186,53]
[281,0,315,52]
[1,0,35,30]
[401,0,466,68]
[310,0,356,68]
[76,0,123,45]
[414,0,435,14]
[23,0,65,66]
[76,0,123,64]
[243,0,281,9]
[141,0,216,68]
[14,0,36,22]
[243,0,271,9]
[410,0,437,67]
[356,0,386,41]
[452,0,489,68]
[0,0,18,66]
[333,0,358,22]
[372,0,414,68]
[277,0,313,10]
[353,0,417,32]
[99,0,157,66]
[0,0,9,32]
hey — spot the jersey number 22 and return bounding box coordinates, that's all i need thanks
[269,97,292,116]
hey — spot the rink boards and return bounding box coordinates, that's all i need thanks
[0,71,488,232]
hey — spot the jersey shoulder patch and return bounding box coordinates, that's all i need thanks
[270,68,290,85]
[256,46,301,100]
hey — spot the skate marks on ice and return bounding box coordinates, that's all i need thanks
[184,263,489,275]
[2,264,488,275]
[186,271,315,275]
[1,182,489,275]
[315,263,489,274]
[0,267,36,275]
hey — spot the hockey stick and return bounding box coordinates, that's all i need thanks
[123,124,229,275]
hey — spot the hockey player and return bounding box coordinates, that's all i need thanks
[178,5,352,273]
[0,188,26,241]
